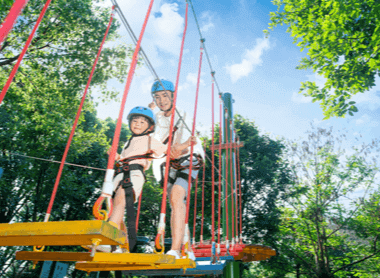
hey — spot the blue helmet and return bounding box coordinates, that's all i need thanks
[127,106,156,134]
[151,79,175,95]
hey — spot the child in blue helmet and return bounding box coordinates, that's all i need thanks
[105,106,195,254]
[149,80,204,260]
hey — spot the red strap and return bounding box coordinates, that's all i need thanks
[200,140,206,243]
[236,135,243,244]
[185,40,204,225]
[210,73,216,242]
[217,96,223,245]
[44,7,115,221]
[106,0,155,170]
[0,0,29,47]
[0,0,53,104]
[224,108,230,241]
[159,2,188,216]
[192,177,199,243]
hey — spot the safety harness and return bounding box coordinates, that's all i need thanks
[159,118,204,187]
[113,136,155,253]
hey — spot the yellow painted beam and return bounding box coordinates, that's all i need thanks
[75,258,196,272]
[0,220,126,246]
[16,251,176,265]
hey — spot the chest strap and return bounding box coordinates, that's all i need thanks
[115,162,145,190]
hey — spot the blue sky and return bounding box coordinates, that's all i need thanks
[96,0,380,145]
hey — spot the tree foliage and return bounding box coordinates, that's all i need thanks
[267,0,380,119]
[255,126,380,278]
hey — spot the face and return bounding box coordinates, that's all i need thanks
[130,116,150,135]
[153,90,172,111]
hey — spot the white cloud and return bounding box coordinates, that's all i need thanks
[225,38,270,83]
[200,12,214,33]
[356,114,379,127]
[151,3,184,55]
[351,79,380,111]
[291,91,312,103]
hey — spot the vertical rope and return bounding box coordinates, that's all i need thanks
[136,186,143,232]
[192,177,199,245]
[224,108,230,243]
[0,0,29,47]
[217,96,223,250]
[156,2,188,250]
[236,135,243,244]
[44,7,115,222]
[228,120,235,244]
[211,72,216,243]
[200,140,206,244]
[231,121,238,244]
[0,0,53,104]
[106,0,154,170]
[184,39,204,234]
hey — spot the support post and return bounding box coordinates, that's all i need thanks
[221,92,240,278]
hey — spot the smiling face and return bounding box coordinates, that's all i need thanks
[153,90,173,112]
[130,116,151,135]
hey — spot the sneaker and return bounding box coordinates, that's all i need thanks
[82,245,111,253]
[166,249,180,259]
[183,251,195,260]
[113,246,126,253]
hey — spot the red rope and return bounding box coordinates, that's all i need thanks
[224,108,230,242]
[156,2,188,247]
[106,0,154,170]
[231,122,238,243]
[236,135,243,244]
[211,72,216,243]
[192,177,199,244]
[200,140,206,243]
[0,0,53,104]
[136,186,143,232]
[233,132,239,242]
[217,96,222,246]
[0,0,29,47]
[43,7,115,221]
[185,41,204,225]
[228,120,235,242]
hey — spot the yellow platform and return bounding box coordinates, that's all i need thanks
[75,258,196,273]
[0,220,126,247]
[234,245,276,262]
[16,251,176,265]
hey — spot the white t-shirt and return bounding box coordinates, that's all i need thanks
[152,108,205,181]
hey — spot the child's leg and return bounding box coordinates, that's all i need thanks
[108,186,126,228]
[124,170,145,252]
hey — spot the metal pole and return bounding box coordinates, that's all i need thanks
[221,92,240,278]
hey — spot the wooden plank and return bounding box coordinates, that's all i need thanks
[0,220,126,246]
[75,258,196,272]
[16,251,176,264]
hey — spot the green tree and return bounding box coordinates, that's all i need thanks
[256,126,380,278]
[0,0,135,276]
[266,0,380,119]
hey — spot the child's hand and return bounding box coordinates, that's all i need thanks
[148,101,156,110]
[186,136,198,147]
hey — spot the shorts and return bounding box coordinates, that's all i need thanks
[113,169,145,203]
[167,158,199,203]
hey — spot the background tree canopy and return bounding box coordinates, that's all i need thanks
[266,0,380,119]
